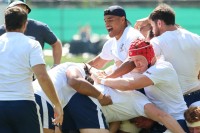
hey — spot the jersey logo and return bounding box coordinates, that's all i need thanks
[146,71,151,75]
[120,43,124,52]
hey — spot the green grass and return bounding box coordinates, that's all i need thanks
[45,55,113,69]
[45,55,92,66]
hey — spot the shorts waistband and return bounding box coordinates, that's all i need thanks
[184,89,200,96]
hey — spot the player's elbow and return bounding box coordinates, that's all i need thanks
[122,79,134,90]
[36,72,48,83]
[68,78,77,88]
[152,111,170,124]
[156,112,169,122]
[68,78,81,92]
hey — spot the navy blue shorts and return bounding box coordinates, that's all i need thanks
[35,94,54,130]
[0,100,42,133]
[177,119,189,133]
[62,93,108,133]
[184,89,200,107]
[149,119,189,133]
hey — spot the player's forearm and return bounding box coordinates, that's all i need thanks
[68,77,102,99]
[52,40,62,65]
[158,114,185,133]
[106,60,135,78]
[145,104,185,133]
[87,55,109,69]
[101,78,132,91]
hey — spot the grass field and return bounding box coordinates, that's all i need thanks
[45,55,113,69]
[45,55,92,66]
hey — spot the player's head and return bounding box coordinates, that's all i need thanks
[8,0,31,14]
[149,3,175,36]
[149,3,175,26]
[104,5,130,39]
[5,6,27,32]
[129,39,155,71]
[130,116,155,129]
[184,106,200,133]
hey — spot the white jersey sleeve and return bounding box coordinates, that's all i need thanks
[150,37,162,57]
[143,60,187,120]
[99,38,115,61]
[29,40,45,67]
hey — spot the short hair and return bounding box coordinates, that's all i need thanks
[149,3,175,25]
[5,6,27,31]
[184,106,200,123]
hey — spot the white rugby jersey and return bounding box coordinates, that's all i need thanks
[151,28,200,94]
[0,32,45,101]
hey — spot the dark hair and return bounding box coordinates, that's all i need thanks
[104,5,126,18]
[149,3,175,25]
[184,106,200,123]
[9,0,26,4]
[5,6,27,31]
[83,63,94,85]
[104,5,130,26]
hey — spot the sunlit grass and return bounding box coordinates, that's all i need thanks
[45,55,113,69]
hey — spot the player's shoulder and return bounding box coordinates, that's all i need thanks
[179,28,200,38]
[152,58,174,74]
[126,26,140,34]
[28,19,48,27]
[0,24,6,35]
[105,37,115,44]
[123,26,144,41]
[0,24,5,29]
[24,34,40,45]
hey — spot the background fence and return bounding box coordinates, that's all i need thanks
[27,6,200,49]
[1,0,200,50]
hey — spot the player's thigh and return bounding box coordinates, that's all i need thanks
[63,93,108,131]
[35,94,55,131]
[0,102,12,133]
[55,126,62,133]
[44,128,54,133]
[102,91,151,122]
[119,120,141,133]
[10,100,42,133]
[62,103,78,133]
[80,128,109,133]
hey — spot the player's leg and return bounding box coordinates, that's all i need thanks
[0,101,13,133]
[35,94,55,133]
[62,93,109,133]
[118,120,141,133]
[109,121,121,133]
[8,100,43,133]
[80,128,109,133]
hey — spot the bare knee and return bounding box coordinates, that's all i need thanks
[43,128,55,133]
[80,128,109,133]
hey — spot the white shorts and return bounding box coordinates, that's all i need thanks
[119,120,141,133]
[163,129,173,133]
[95,84,151,122]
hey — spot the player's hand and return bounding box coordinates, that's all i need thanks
[98,94,113,106]
[96,70,107,77]
[134,17,149,30]
[52,104,63,127]
[91,72,103,84]
[51,64,58,69]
